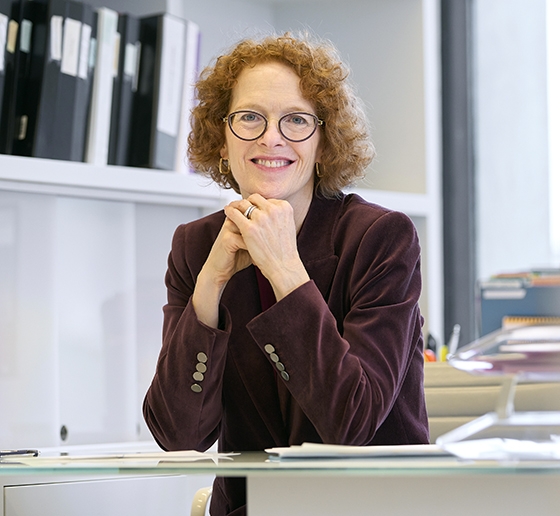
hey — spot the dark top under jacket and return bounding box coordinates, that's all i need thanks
[143,193,430,515]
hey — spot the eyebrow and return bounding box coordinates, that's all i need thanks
[232,104,316,115]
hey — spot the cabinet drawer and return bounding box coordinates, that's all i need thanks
[4,475,207,516]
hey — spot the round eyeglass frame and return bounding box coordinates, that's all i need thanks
[223,110,324,143]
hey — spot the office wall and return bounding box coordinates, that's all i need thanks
[272,0,427,195]
[86,0,166,16]
[167,0,275,67]
[474,0,552,279]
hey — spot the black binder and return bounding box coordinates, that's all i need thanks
[64,1,95,162]
[107,12,140,166]
[33,0,95,161]
[129,13,186,170]
[0,0,25,154]
[0,0,12,152]
[10,0,49,157]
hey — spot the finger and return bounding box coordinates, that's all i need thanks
[222,217,242,234]
[223,231,248,252]
[240,204,257,220]
[225,203,260,225]
[226,199,246,211]
[224,204,251,227]
[227,199,260,219]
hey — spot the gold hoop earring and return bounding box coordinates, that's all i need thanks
[219,158,230,175]
[315,162,323,178]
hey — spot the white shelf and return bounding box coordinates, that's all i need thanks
[0,155,227,208]
[0,154,433,217]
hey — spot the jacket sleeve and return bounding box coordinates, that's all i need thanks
[246,209,424,445]
[142,223,229,452]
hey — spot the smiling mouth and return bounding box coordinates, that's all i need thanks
[251,158,294,168]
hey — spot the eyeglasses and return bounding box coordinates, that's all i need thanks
[223,110,323,142]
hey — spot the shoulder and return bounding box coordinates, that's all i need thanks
[342,193,413,223]
[335,193,418,245]
[172,210,225,245]
[331,194,421,282]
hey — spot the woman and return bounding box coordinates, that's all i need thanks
[143,33,429,515]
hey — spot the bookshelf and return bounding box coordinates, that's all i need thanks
[0,154,227,207]
[0,0,442,453]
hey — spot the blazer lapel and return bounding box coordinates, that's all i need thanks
[296,194,343,299]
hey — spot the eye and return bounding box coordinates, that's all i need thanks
[285,114,310,126]
[239,112,263,123]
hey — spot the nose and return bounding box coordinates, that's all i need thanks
[257,120,285,146]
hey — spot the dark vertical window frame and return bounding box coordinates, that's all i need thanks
[441,0,477,347]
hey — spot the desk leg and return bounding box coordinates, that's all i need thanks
[247,473,560,516]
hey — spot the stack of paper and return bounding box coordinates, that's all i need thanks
[266,442,450,459]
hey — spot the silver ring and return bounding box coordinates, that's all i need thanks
[243,204,256,219]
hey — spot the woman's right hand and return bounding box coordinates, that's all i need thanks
[191,217,251,328]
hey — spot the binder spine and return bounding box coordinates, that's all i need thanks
[151,14,185,170]
[108,13,140,166]
[128,14,156,168]
[0,0,11,148]
[62,0,94,161]
[84,6,117,166]
[0,1,24,154]
[11,0,49,157]
[175,20,200,174]
[33,0,66,159]
[130,13,187,170]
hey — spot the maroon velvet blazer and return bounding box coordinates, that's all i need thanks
[143,193,429,515]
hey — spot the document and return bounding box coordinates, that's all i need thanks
[442,438,560,461]
[1,450,238,466]
[266,442,450,459]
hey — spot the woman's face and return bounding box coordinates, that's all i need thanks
[221,61,322,212]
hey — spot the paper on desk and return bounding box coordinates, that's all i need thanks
[441,438,560,461]
[1,450,237,466]
[266,442,450,459]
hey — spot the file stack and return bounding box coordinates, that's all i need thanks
[0,0,200,171]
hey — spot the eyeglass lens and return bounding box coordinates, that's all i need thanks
[227,111,320,142]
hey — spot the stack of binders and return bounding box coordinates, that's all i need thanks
[0,0,200,171]
[0,0,51,155]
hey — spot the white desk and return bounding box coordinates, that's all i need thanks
[2,452,560,515]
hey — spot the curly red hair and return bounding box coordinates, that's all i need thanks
[188,33,375,197]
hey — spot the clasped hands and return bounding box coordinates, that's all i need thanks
[223,193,310,299]
[193,194,310,327]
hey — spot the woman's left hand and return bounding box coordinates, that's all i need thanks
[224,193,310,301]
